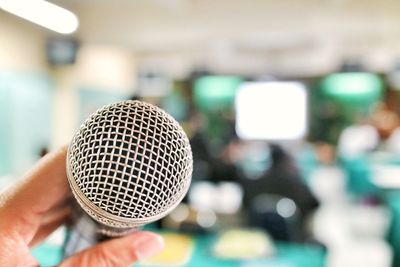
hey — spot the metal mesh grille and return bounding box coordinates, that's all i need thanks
[67,100,192,223]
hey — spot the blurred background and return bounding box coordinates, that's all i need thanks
[2,0,400,266]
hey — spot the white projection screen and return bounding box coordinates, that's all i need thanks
[235,82,307,140]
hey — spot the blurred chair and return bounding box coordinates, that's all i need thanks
[249,193,302,242]
[313,204,392,267]
[327,239,392,267]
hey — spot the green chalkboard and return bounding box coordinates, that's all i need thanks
[0,72,53,176]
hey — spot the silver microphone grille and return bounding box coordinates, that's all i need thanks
[66,100,193,229]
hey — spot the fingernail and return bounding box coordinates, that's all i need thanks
[134,233,164,260]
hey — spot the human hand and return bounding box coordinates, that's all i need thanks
[0,147,164,267]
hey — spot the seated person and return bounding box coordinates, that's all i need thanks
[243,144,319,241]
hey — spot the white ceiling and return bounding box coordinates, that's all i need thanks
[41,0,400,76]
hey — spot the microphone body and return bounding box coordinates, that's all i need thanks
[63,100,193,256]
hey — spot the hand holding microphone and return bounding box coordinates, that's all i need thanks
[64,100,193,254]
[0,100,192,266]
[0,147,164,266]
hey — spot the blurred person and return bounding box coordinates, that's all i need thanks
[244,144,319,241]
[211,137,244,183]
[0,147,164,266]
[378,105,400,153]
[371,102,399,140]
[309,143,348,205]
[315,142,336,166]
[187,110,243,183]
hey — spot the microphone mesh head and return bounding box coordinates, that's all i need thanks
[67,100,193,228]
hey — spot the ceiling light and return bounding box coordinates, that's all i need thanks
[0,0,79,34]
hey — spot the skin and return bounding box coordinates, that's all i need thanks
[0,147,164,267]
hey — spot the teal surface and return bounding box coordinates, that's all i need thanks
[272,243,325,267]
[341,156,378,197]
[34,234,325,267]
[32,243,63,267]
[189,235,325,267]
[340,153,400,198]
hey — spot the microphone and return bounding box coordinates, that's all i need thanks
[63,100,193,256]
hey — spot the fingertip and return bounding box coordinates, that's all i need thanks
[129,231,164,261]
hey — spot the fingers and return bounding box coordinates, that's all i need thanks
[29,205,71,247]
[0,146,70,242]
[60,231,164,267]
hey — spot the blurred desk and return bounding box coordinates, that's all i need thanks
[33,233,325,267]
[189,235,325,267]
[341,156,377,196]
[340,153,400,196]
[340,153,400,267]
[384,193,400,267]
[371,165,400,189]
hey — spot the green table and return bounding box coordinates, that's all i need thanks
[33,234,325,267]
[188,235,325,267]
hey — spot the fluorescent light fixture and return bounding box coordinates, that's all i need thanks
[235,82,307,140]
[0,0,79,34]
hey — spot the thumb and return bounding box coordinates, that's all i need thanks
[59,231,164,267]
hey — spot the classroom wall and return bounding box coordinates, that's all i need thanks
[0,13,138,175]
[0,13,48,72]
